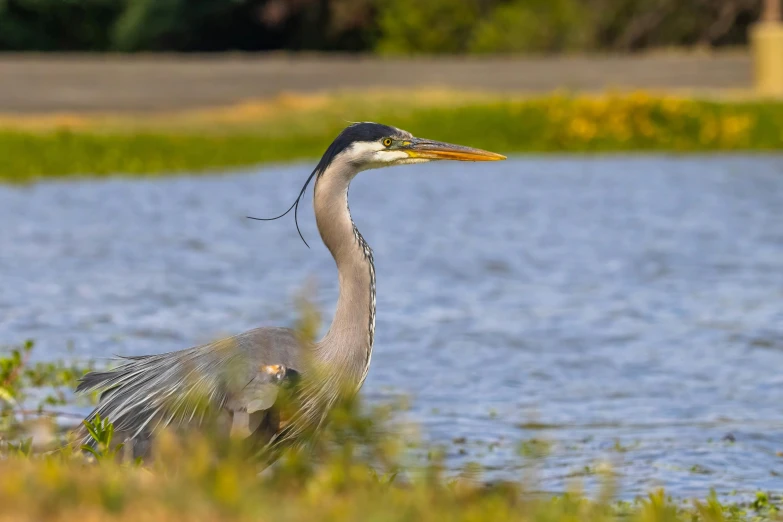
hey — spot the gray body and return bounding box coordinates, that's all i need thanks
[76,122,504,458]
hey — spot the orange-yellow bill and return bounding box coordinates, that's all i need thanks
[405,138,506,161]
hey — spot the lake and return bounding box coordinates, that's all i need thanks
[1,155,782,499]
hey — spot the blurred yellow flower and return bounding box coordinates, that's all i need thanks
[627,91,652,108]
[661,97,687,116]
[568,117,597,141]
[720,115,754,145]
[699,117,719,145]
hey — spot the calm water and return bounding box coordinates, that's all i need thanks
[1,156,783,499]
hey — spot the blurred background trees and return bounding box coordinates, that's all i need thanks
[0,0,762,53]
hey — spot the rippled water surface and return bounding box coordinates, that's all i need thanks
[2,156,783,498]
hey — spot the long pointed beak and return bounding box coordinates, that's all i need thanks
[405,138,506,162]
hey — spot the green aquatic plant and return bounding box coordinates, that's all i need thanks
[0,339,94,447]
[80,414,126,462]
[6,436,33,457]
[0,339,92,407]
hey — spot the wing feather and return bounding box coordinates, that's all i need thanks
[75,328,303,449]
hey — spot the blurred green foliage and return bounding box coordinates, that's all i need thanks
[112,0,200,52]
[469,0,591,54]
[0,0,762,53]
[376,0,480,54]
[0,0,122,51]
[378,0,593,54]
[1,92,782,182]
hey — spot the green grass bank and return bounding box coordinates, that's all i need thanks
[1,92,782,183]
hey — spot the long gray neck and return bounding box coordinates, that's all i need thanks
[312,162,375,391]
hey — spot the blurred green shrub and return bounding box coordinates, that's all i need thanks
[0,0,763,53]
[469,0,592,53]
[0,0,122,51]
[590,0,758,50]
[375,0,480,54]
[112,0,193,52]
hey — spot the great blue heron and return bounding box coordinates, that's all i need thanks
[76,122,505,458]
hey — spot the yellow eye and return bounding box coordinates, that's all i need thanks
[382,138,393,148]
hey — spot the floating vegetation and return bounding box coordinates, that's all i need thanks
[518,438,552,459]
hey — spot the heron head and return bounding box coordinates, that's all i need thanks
[322,122,506,172]
[248,122,505,247]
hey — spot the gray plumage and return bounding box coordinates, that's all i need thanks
[77,328,305,455]
[75,122,505,459]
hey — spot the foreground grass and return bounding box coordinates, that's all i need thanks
[0,448,778,522]
[2,339,782,521]
[2,90,783,182]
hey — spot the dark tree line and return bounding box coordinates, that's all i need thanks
[0,0,762,53]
